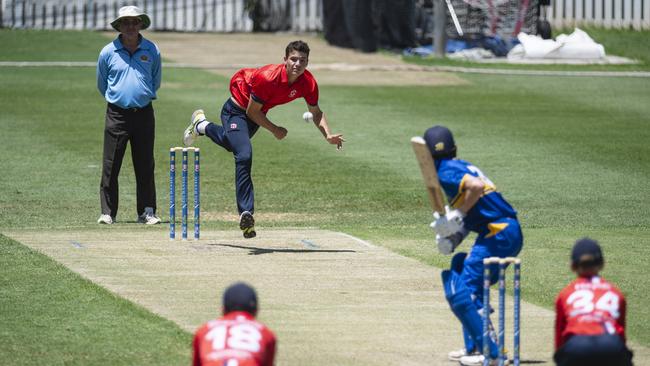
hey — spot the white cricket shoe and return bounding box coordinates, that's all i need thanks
[138,207,161,225]
[97,214,114,225]
[184,109,206,146]
[449,348,479,361]
[459,354,508,366]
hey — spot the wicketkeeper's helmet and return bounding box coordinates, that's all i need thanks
[223,282,258,315]
[424,125,457,159]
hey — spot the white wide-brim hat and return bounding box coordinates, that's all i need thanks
[110,5,151,31]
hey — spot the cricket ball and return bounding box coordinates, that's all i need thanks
[302,111,313,123]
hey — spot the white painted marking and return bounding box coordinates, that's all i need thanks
[300,239,320,249]
[336,232,375,248]
[70,241,85,249]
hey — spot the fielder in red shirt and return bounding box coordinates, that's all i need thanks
[193,282,276,366]
[554,238,633,366]
[183,40,344,238]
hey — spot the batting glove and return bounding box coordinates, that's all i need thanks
[435,228,469,255]
[436,234,455,255]
[430,206,465,237]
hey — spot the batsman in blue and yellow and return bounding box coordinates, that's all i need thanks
[423,125,523,366]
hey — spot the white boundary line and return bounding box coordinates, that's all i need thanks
[1,61,649,78]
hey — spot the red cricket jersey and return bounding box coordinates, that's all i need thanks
[555,276,626,350]
[193,311,276,366]
[229,63,319,114]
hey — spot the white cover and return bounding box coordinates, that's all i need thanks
[508,28,606,60]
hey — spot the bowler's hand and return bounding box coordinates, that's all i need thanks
[327,134,345,150]
[273,126,288,140]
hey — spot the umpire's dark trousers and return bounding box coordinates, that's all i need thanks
[100,102,157,219]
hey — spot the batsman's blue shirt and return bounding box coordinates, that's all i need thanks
[436,158,517,233]
[97,35,161,109]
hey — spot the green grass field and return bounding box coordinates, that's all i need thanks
[1,29,649,365]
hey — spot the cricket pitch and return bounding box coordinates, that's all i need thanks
[3,228,593,366]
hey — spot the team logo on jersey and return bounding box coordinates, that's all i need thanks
[289,90,297,98]
[230,123,237,129]
[140,55,149,62]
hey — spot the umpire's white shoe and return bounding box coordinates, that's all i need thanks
[459,354,508,366]
[184,109,206,146]
[138,207,161,225]
[97,214,114,225]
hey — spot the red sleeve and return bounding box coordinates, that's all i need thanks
[192,328,204,366]
[249,69,271,104]
[263,328,276,366]
[303,74,319,106]
[619,291,627,342]
[555,292,567,350]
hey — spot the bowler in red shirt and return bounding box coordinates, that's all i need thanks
[554,238,633,366]
[183,40,344,238]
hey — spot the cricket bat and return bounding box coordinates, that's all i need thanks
[411,136,446,214]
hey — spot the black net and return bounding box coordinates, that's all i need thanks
[444,0,539,39]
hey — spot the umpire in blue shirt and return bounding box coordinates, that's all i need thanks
[96,5,161,225]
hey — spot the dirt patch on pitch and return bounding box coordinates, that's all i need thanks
[5,228,593,366]
[123,31,466,86]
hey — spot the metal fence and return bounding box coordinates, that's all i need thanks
[548,0,650,29]
[2,0,648,31]
[0,0,322,32]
